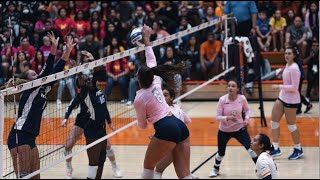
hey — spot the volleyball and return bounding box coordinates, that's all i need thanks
[130,27,143,46]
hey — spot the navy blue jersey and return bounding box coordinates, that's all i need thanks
[64,86,111,138]
[13,54,66,136]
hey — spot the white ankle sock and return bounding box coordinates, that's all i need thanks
[294,144,301,150]
[273,142,279,150]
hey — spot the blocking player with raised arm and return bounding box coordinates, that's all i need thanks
[7,33,75,179]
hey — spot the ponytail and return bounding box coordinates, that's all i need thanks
[138,62,186,89]
[258,133,274,152]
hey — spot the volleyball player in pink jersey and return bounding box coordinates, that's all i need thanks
[209,79,257,178]
[154,86,191,179]
[269,46,304,160]
[134,24,197,179]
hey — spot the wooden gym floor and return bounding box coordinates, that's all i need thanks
[2,101,319,179]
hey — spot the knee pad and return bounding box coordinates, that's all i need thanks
[215,153,224,161]
[64,149,72,156]
[288,124,297,132]
[247,148,257,158]
[106,148,115,157]
[271,121,279,129]
[87,165,98,179]
[141,169,154,179]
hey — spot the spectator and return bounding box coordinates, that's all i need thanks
[56,60,76,108]
[34,10,50,48]
[31,51,45,75]
[75,1,90,14]
[17,37,36,64]
[72,10,91,43]
[215,1,224,18]
[19,4,36,31]
[174,16,192,50]
[104,22,121,48]
[89,1,101,15]
[91,20,105,46]
[179,6,197,27]
[105,47,130,103]
[105,37,125,56]
[269,10,287,52]
[127,51,143,106]
[131,5,147,28]
[157,2,179,34]
[256,1,277,18]
[3,2,20,36]
[39,36,53,62]
[67,1,76,20]
[54,8,74,38]
[200,6,219,42]
[223,1,258,37]
[1,41,17,82]
[303,40,319,101]
[200,33,222,80]
[305,2,319,41]
[256,11,272,51]
[145,10,157,28]
[106,9,122,34]
[100,1,110,22]
[281,1,298,17]
[152,20,170,58]
[179,35,201,80]
[286,9,296,27]
[116,1,135,30]
[47,1,61,21]
[39,20,63,48]
[12,51,28,77]
[14,25,34,48]
[285,16,307,57]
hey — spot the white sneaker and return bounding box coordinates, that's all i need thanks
[191,174,200,179]
[126,101,133,106]
[154,172,162,179]
[209,168,219,177]
[112,167,123,178]
[65,168,73,179]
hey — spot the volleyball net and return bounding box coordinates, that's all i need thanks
[0,14,236,179]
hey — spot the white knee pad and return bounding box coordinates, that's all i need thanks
[141,169,154,179]
[64,149,72,156]
[247,148,257,158]
[288,124,297,132]
[271,121,279,129]
[106,148,115,157]
[87,165,98,179]
[215,153,224,161]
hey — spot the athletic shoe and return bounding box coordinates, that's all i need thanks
[154,172,162,179]
[208,168,219,177]
[269,148,282,157]
[65,168,73,179]
[288,148,304,160]
[304,104,313,113]
[112,167,123,178]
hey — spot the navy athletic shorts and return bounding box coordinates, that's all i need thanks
[278,98,299,108]
[153,115,189,144]
[7,130,36,150]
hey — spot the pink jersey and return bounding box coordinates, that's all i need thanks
[279,62,301,104]
[134,46,171,129]
[170,104,191,124]
[216,94,250,132]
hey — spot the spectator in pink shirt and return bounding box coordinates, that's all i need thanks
[39,36,52,62]
[209,79,257,178]
[134,25,196,179]
[269,46,304,160]
[154,85,192,179]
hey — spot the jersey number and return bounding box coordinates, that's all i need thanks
[152,89,163,104]
[99,96,105,104]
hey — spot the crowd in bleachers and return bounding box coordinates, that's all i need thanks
[0,1,318,104]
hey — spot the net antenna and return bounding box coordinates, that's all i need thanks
[8,17,21,179]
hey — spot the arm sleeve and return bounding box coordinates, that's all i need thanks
[145,46,157,68]
[279,68,301,92]
[134,100,147,129]
[64,95,81,119]
[105,106,112,124]
[216,97,227,122]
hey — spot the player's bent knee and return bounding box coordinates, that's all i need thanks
[288,124,297,132]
